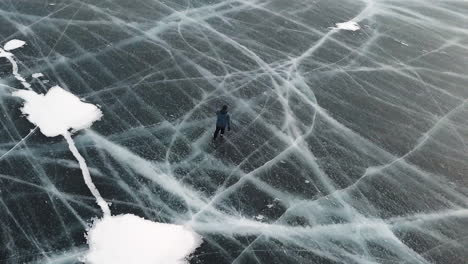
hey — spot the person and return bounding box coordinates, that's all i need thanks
[213,105,231,140]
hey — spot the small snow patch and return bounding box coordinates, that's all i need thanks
[13,86,102,137]
[266,204,274,209]
[4,39,26,51]
[255,215,265,221]
[335,21,360,31]
[32,73,44,78]
[305,180,310,184]
[84,214,202,264]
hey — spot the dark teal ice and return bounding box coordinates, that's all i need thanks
[0,0,467,263]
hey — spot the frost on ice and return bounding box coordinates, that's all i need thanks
[3,39,26,51]
[84,214,202,264]
[335,21,360,31]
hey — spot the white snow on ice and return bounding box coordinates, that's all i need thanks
[335,21,360,31]
[3,39,26,51]
[0,40,31,89]
[84,214,202,264]
[255,214,265,221]
[32,73,44,78]
[13,86,103,137]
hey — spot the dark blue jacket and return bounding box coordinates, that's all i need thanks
[216,110,231,128]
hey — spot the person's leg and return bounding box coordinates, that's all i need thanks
[213,126,221,139]
[220,127,225,137]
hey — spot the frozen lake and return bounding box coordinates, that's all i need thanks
[0,0,468,263]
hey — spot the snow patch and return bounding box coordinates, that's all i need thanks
[14,86,110,215]
[32,73,44,78]
[3,39,26,51]
[335,21,360,31]
[84,214,202,264]
[255,214,265,221]
[13,86,103,137]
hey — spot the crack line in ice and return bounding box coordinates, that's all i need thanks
[0,127,37,161]
[63,131,111,216]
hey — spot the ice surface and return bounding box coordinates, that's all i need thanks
[84,214,202,264]
[1,0,468,263]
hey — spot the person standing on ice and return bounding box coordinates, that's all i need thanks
[213,105,231,140]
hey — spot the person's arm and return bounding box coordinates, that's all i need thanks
[227,114,231,131]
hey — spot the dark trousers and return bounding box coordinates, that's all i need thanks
[213,126,225,139]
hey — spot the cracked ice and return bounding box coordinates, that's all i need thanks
[0,0,468,263]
